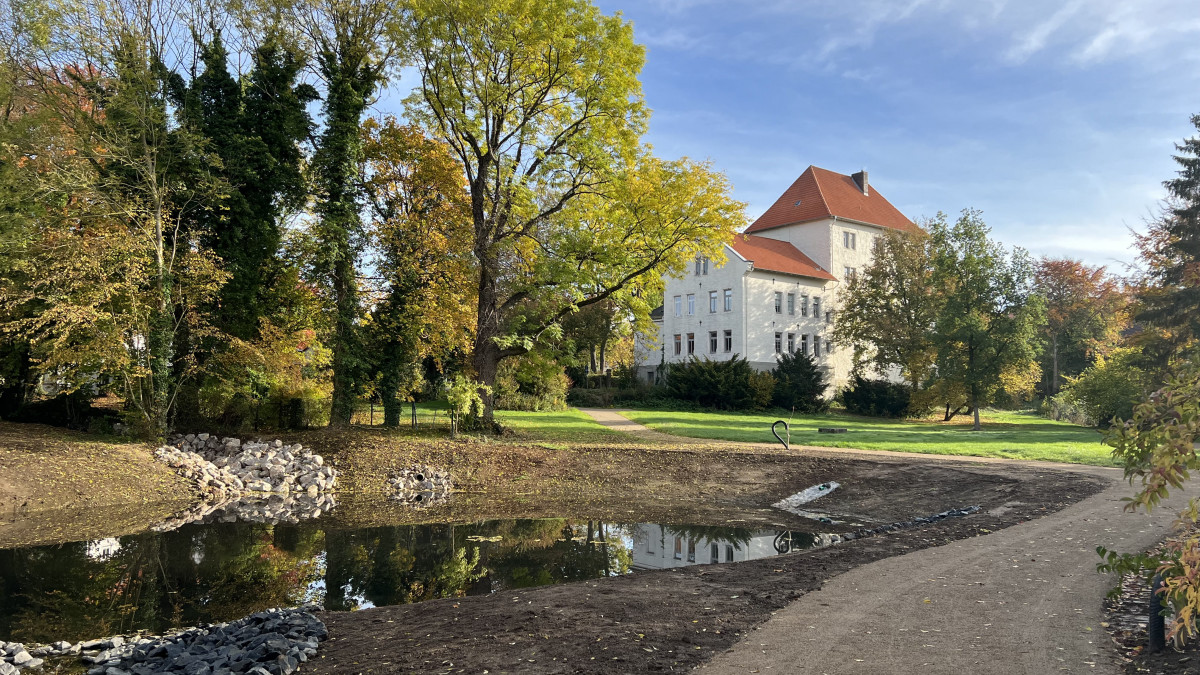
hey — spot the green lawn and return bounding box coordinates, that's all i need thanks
[495,408,625,444]
[619,408,1117,466]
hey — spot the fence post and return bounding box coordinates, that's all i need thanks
[1149,574,1166,652]
[411,401,417,430]
[370,401,374,426]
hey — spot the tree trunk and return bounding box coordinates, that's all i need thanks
[971,386,981,431]
[329,250,359,426]
[473,252,503,426]
[380,370,401,427]
[1051,333,1060,396]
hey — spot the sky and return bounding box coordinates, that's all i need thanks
[379,0,1200,272]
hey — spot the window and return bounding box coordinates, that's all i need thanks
[687,333,695,355]
[813,335,821,357]
[774,332,782,354]
[787,293,795,315]
[702,257,709,275]
[844,266,856,279]
[647,537,654,554]
[725,544,735,562]
[787,333,795,353]
[723,330,732,353]
[673,334,682,355]
[687,294,695,315]
[801,333,809,355]
[800,295,809,317]
[687,539,696,563]
[694,258,702,276]
[674,537,682,560]
[673,295,682,317]
[844,231,856,249]
[709,331,718,354]
[723,289,733,312]
[709,290,718,313]
[813,297,822,319]
[710,543,720,564]
[774,291,783,314]
[826,310,832,325]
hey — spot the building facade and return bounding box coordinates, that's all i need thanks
[636,166,917,392]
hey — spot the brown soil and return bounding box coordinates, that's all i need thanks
[0,421,194,548]
[304,457,1107,675]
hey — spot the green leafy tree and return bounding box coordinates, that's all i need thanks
[833,228,940,394]
[294,0,399,426]
[1058,347,1149,427]
[771,351,828,413]
[929,210,1043,431]
[405,0,743,425]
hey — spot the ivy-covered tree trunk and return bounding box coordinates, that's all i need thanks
[313,48,380,427]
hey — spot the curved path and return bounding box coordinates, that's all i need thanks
[581,408,1185,674]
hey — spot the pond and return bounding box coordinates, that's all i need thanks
[0,513,822,644]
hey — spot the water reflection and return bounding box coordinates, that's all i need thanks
[0,518,809,644]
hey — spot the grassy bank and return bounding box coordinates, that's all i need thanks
[618,408,1116,466]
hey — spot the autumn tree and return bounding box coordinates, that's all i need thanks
[405,0,743,424]
[1033,257,1126,396]
[359,116,474,426]
[833,227,939,394]
[4,0,227,436]
[930,210,1043,430]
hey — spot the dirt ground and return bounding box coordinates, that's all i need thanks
[0,421,194,548]
[304,458,1108,675]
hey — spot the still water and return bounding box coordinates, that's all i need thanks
[0,516,817,644]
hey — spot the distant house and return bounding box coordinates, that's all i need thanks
[636,166,916,391]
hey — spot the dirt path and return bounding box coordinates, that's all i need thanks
[576,407,693,442]
[701,465,1187,675]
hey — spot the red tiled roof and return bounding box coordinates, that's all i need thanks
[730,234,837,281]
[746,166,917,234]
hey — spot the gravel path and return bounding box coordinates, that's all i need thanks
[701,465,1191,675]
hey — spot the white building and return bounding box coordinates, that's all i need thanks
[629,524,789,570]
[636,166,917,391]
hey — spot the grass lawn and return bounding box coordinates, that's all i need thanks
[619,408,1117,466]
[494,408,626,445]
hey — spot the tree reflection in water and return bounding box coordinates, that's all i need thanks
[0,518,634,642]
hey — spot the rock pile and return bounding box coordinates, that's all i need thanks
[388,465,453,508]
[167,435,337,497]
[152,434,339,531]
[3,608,325,675]
[1,642,45,673]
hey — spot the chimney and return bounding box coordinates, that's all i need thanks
[852,170,869,196]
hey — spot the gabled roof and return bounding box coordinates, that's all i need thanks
[730,234,837,281]
[746,166,916,234]
[649,305,664,322]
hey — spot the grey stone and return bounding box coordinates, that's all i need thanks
[0,663,18,675]
[23,658,43,670]
[104,669,131,675]
[109,636,125,648]
[10,651,32,666]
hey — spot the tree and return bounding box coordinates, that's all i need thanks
[1034,257,1126,396]
[359,116,474,426]
[929,210,1043,431]
[171,28,316,341]
[405,0,743,425]
[5,0,227,436]
[833,227,939,393]
[1134,114,1200,360]
[771,351,828,413]
[294,0,399,426]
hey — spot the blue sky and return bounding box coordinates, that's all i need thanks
[379,0,1200,271]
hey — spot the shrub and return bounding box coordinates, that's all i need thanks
[494,351,570,411]
[665,356,756,410]
[771,352,829,413]
[1039,392,1093,426]
[840,375,911,418]
[1059,348,1148,427]
[749,371,776,410]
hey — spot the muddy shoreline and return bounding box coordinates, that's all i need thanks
[303,460,1108,674]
